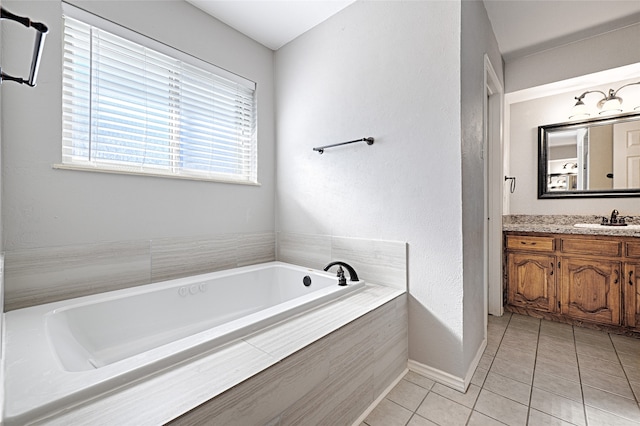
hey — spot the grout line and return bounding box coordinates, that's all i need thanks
[574,324,590,426]
[523,316,541,426]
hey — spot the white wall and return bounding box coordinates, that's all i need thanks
[508,77,640,215]
[505,22,640,93]
[460,0,503,373]
[275,1,471,378]
[1,0,275,252]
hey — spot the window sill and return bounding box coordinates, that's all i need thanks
[52,164,261,186]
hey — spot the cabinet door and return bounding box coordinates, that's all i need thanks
[625,263,640,330]
[560,258,622,325]
[507,253,556,312]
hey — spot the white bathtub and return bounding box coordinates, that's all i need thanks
[3,261,364,425]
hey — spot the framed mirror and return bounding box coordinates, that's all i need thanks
[538,112,640,198]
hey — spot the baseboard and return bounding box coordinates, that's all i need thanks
[407,338,486,393]
[464,338,487,388]
[351,367,408,426]
[407,359,465,392]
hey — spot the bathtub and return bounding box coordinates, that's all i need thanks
[3,261,364,425]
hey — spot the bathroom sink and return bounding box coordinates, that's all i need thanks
[574,223,640,230]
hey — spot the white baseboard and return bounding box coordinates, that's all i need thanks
[408,338,487,393]
[407,359,466,392]
[351,368,408,426]
[464,338,487,387]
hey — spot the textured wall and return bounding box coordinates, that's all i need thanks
[460,0,504,377]
[1,0,276,252]
[275,1,468,378]
[505,22,640,93]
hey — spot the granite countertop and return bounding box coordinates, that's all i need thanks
[503,215,640,237]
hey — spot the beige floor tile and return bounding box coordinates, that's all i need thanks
[484,343,499,357]
[631,381,640,401]
[611,335,640,356]
[583,385,640,422]
[416,392,471,426]
[404,371,435,391]
[537,335,576,354]
[625,365,640,383]
[534,357,580,383]
[488,312,511,325]
[528,408,578,426]
[431,383,481,408]
[364,398,413,426]
[474,389,528,426]
[539,320,574,340]
[580,367,636,399]
[471,367,489,387]
[530,387,586,426]
[406,414,438,426]
[536,345,578,366]
[467,410,506,426]
[619,351,640,370]
[478,353,494,371]
[585,405,640,426]
[386,379,430,411]
[573,329,613,349]
[495,343,536,368]
[532,370,583,403]
[508,318,540,334]
[489,357,534,385]
[578,352,626,378]
[483,371,531,405]
[575,340,619,362]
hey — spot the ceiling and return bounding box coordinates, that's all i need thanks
[186,0,355,50]
[186,0,640,58]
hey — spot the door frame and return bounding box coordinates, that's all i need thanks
[484,54,504,318]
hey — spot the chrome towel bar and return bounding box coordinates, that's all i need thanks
[313,137,374,154]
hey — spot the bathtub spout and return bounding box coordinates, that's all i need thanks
[323,261,359,283]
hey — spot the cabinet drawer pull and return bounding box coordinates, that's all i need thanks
[631,270,634,286]
[614,270,619,284]
[521,241,536,245]
[550,262,553,275]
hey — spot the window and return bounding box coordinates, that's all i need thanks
[60,10,258,184]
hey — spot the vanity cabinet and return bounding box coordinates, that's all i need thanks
[505,232,640,335]
[625,240,640,331]
[559,257,621,326]
[506,235,557,313]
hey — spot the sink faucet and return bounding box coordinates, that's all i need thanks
[323,261,359,285]
[610,209,619,224]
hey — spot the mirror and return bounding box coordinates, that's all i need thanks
[538,112,640,198]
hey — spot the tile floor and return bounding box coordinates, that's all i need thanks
[363,312,640,426]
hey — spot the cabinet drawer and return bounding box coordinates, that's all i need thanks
[506,235,555,252]
[560,238,621,257]
[627,241,640,258]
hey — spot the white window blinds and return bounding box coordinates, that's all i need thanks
[62,14,258,184]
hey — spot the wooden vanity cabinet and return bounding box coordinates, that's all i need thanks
[505,232,640,335]
[559,257,621,326]
[506,235,557,313]
[626,240,640,331]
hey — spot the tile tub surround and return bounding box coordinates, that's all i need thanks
[277,232,408,290]
[503,214,640,237]
[18,285,406,425]
[4,232,276,310]
[4,232,405,310]
[363,312,640,426]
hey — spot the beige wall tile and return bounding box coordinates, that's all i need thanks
[5,240,151,310]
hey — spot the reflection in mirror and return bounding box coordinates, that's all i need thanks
[538,112,640,198]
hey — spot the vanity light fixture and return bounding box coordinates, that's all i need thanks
[569,81,640,119]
